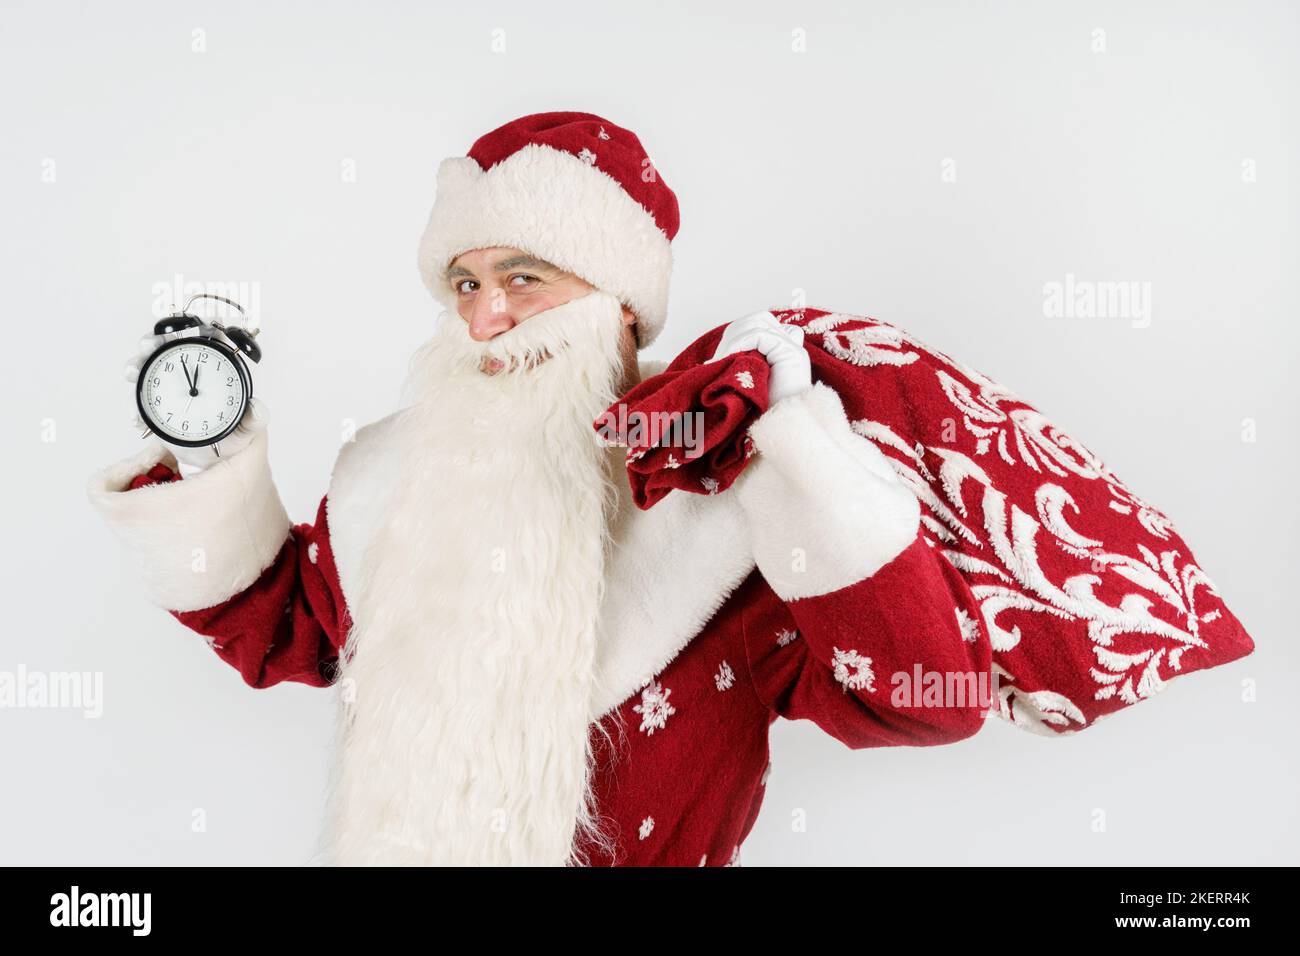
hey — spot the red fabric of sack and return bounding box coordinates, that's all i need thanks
[593,351,770,509]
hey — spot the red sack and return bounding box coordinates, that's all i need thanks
[594,351,771,508]
[601,307,1256,735]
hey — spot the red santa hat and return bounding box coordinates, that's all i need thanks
[416,111,680,349]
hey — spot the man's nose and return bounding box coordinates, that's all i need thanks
[467,295,518,342]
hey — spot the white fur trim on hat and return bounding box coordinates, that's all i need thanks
[416,144,674,349]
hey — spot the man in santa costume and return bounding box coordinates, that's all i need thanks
[88,111,992,867]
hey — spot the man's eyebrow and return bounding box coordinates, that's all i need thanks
[492,254,557,273]
[444,254,559,283]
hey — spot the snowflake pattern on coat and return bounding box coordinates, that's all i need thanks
[632,681,676,735]
[830,647,876,692]
[715,660,736,691]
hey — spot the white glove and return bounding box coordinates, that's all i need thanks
[124,333,266,478]
[709,311,812,406]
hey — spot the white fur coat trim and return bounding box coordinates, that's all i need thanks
[86,430,292,613]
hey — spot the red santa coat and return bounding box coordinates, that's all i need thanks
[88,356,993,867]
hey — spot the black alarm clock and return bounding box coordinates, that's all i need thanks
[135,294,262,448]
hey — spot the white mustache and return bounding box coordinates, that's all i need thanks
[445,290,621,373]
[399,289,627,410]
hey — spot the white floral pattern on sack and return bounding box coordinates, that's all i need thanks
[966,450,1207,717]
[715,660,735,691]
[307,541,319,564]
[788,308,1230,734]
[735,369,754,389]
[930,367,1174,538]
[955,608,981,643]
[806,313,923,368]
[638,817,654,840]
[811,308,1162,523]
[632,681,676,735]
[775,627,799,647]
[992,662,1088,736]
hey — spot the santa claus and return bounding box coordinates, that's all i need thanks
[87,111,992,867]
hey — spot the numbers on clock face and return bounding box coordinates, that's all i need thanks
[139,341,248,444]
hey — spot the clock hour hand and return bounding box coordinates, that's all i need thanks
[180,355,197,396]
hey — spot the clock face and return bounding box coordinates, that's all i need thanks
[136,338,251,446]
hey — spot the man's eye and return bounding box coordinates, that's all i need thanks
[509,274,539,288]
[454,279,477,294]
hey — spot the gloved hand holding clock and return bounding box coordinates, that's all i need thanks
[126,294,267,479]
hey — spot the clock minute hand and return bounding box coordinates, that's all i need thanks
[180,355,196,395]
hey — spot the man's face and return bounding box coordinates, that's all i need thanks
[445,246,637,375]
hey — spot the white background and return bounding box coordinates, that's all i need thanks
[2,0,1295,865]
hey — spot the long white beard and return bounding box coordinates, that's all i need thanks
[321,290,630,866]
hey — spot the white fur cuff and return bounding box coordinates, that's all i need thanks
[732,382,921,601]
[86,430,292,612]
